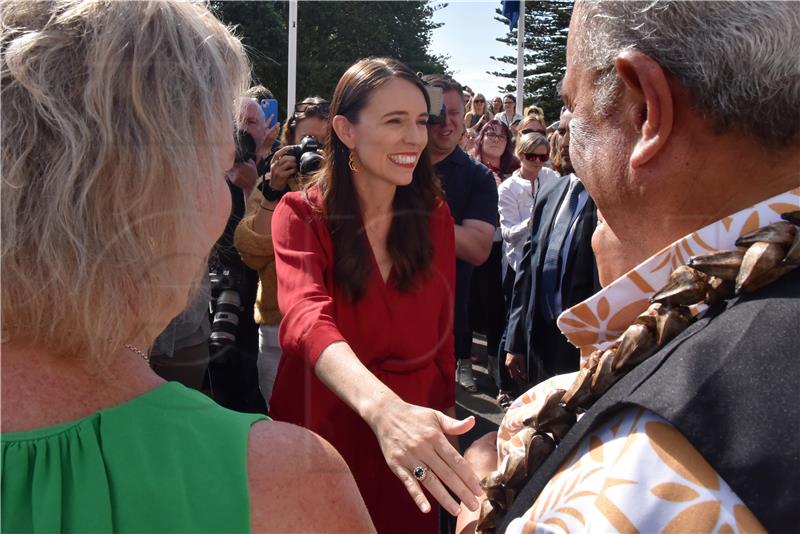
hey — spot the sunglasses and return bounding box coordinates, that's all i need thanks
[523,153,548,162]
[294,101,331,116]
[474,99,485,103]
[521,128,546,136]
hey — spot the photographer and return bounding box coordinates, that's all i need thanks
[226,97,278,198]
[244,85,281,174]
[234,96,329,408]
[205,98,271,414]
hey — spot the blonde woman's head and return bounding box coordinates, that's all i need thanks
[1,1,250,362]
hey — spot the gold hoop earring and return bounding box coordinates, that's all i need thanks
[348,150,359,173]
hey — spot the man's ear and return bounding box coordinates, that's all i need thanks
[331,115,356,150]
[615,49,674,168]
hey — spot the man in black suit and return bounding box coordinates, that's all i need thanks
[503,109,600,387]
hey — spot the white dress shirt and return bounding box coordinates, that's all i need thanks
[497,167,560,272]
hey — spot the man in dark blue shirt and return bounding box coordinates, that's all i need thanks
[423,74,498,393]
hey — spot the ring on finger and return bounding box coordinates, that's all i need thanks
[412,464,429,482]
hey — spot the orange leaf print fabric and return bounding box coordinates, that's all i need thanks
[556,189,800,353]
[499,406,766,534]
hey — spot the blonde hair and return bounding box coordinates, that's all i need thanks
[1,1,250,362]
[515,132,550,158]
[518,115,547,135]
[467,93,487,116]
[524,105,545,122]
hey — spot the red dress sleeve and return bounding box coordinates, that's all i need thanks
[432,199,456,406]
[271,191,345,367]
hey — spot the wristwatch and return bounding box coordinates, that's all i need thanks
[260,180,290,201]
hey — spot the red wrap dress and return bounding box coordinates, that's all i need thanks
[270,186,456,533]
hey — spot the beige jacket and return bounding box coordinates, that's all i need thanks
[233,178,301,326]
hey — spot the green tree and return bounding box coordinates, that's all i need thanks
[211,1,289,109]
[490,1,572,123]
[212,1,448,120]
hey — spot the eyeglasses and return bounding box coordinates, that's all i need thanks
[521,128,546,136]
[484,131,505,140]
[523,152,548,162]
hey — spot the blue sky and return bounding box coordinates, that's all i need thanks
[430,0,516,100]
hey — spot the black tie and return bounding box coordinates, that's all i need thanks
[540,179,584,320]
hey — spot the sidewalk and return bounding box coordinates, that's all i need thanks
[455,335,505,450]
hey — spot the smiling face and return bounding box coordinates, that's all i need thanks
[427,89,466,157]
[341,77,429,189]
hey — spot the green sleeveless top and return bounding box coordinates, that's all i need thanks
[1,382,266,533]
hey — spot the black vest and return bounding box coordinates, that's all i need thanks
[500,268,800,533]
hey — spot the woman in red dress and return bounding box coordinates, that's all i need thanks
[270,58,483,532]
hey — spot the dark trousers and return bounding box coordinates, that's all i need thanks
[494,264,517,391]
[469,241,506,358]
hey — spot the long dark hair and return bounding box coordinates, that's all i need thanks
[475,119,519,175]
[310,57,442,300]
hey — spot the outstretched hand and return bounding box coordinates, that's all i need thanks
[369,401,483,517]
[506,352,527,386]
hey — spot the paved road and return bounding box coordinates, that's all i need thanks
[455,336,506,451]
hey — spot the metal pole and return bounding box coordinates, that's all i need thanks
[516,0,525,115]
[287,0,298,115]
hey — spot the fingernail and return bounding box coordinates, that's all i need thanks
[421,503,430,513]
[450,504,461,516]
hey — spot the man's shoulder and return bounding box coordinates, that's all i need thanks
[680,267,799,350]
[539,167,560,182]
[438,147,495,185]
[536,173,570,201]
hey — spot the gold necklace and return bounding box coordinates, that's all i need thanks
[124,343,150,363]
[477,210,800,532]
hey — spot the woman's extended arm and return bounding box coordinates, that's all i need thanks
[315,342,481,516]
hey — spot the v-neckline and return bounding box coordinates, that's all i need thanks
[365,236,394,287]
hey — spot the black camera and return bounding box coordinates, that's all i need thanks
[284,135,324,175]
[234,129,257,164]
[208,269,242,352]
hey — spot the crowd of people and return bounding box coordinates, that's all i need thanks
[2,1,798,533]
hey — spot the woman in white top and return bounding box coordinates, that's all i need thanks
[495,132,559,408]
